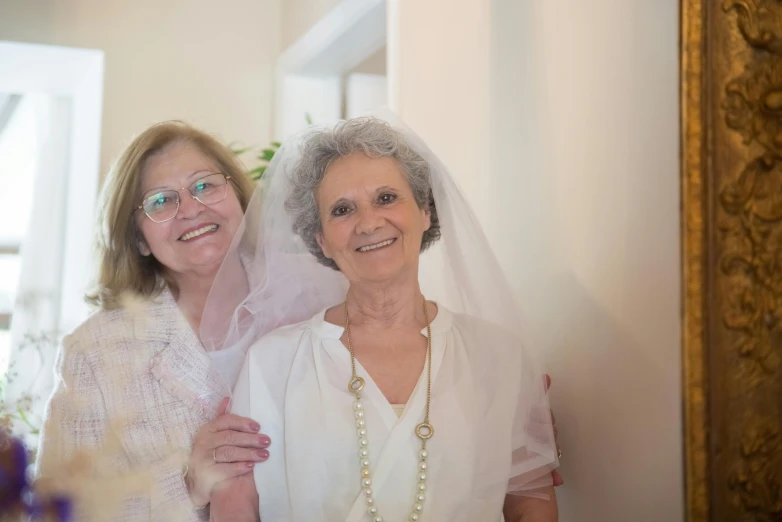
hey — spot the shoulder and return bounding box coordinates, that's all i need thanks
[245,315,318,364]
[63,307,131,354]
[233,313,325,418]
[69,306,131,335]
[444,308,542,398]
[446,307,520,343]
[444,307,524,361]
[63,291,178,359]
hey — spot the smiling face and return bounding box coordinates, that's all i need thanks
[135,140,244,280]
[315,153,431,285]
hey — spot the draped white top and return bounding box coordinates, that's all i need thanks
[231,305,557,522]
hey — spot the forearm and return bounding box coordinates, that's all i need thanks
[503,487,558,522]
[150,456,205,522]
[209,474,259,522]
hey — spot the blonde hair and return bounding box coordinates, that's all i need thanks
[87,121,256,309]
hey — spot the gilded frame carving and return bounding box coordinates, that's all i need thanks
[682,0,782,521]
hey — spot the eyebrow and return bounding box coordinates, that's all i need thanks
[141,169,217,196]
[325,185,402,209]
[328,197,352,212]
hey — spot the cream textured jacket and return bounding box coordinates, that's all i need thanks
[36,288,226,522]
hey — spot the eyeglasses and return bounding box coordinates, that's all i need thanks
[136,173,232,223]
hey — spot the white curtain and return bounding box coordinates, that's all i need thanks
[6,94,72,440]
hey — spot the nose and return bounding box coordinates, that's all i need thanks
[176,189,205,219]
[355,204,384,235]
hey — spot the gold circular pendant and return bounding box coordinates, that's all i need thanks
[416,422,435,440]
[348,376,366,393]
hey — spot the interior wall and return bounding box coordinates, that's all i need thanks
[0,0,281,177]
[390,0,683,520]
[349,46,386,75]
[282,0,341,48]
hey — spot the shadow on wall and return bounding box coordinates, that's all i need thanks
[539,271,681,522]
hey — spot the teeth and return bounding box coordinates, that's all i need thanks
[180,224,218,241]
[358,239,394,252]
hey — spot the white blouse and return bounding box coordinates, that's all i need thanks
[231,305,556,522]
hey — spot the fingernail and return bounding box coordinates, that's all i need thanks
[246,461,255,468]
[259,435,271,446]
[257,450,269,460]
[250,422,261,432]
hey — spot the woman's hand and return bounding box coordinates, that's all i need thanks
[545,374,564,487]
[185,397,271,507]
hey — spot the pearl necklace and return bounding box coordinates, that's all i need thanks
[344,299,434,522]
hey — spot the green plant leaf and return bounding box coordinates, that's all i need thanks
[260,149,277,161]
[271,141,282,148]
[249,166,266,181]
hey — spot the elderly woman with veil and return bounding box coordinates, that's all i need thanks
[203,116,559,521]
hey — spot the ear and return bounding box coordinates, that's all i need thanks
[138,238,152,257]
[133,213,152,256]
[316,232,333,260]
[422,206,432,232]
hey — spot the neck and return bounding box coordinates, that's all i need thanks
[345,269,426,329]
[170,271,215,332]
[168,256,245,334]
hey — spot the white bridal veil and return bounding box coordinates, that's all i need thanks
[200,113,558,496]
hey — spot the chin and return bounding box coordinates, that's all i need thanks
[356,261,409,283]
[189,246,230,267]
[179,238,228,253]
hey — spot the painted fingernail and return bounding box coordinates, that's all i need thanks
[250,422,261,432]
[257,450,269,460]
[259,435,271,446]
[246,461,255,468]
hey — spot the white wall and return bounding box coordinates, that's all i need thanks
[390,1,682,521]
[282,0,342,48]
[350,46,386,75]
[345,74,387,118]
[275,0,386,138]
[0,0,281,177]
[389,0,493,223]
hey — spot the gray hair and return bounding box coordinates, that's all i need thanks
[286,117,441,271]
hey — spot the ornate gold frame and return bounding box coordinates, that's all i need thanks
[682,1,782,521]
[681,1,708,519]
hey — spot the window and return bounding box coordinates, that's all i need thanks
[0,93,38,375]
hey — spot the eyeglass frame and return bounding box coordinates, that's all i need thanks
[135,172,233,224]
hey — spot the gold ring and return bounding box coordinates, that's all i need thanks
[557,447,562,459]
[213,448,218,463]
[348,376,365,393]
[415,422,435,440]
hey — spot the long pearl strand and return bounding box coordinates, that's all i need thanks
[352,393,429,521]
[345,298,434,522]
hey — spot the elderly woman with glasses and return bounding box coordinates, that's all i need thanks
[35,122,272,522]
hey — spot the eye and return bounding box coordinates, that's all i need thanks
[332,204,351,217]
[378,192,397,204]
[142,191,178,214]
[193,180,213,193]
[148,194,173,208]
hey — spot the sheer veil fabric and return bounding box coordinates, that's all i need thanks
[200,112,559,496]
